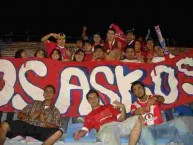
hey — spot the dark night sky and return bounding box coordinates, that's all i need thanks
[1,0,193,47]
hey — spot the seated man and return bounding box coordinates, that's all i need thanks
[0,84,63,145]
[131,81,193,145]
[73,89,145,145]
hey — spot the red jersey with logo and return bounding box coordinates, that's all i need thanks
[44,41,69,60]
[131,95,163,126]
[83,105,121,132]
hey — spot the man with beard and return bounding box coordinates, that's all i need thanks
[131,81,193,145]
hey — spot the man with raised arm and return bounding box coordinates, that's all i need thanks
[73,89,142,145]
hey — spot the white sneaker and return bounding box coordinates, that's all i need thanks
[9,135,25,141]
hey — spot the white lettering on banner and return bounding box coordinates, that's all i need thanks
[182,83,193,95]
[0,56,193,114]
[115,66,143,112]
[145,87,153,96]
[12,94,28,110]
[176,57,193,95]
[55,67,90,115]
[176,57,193,76]
[19,61,47,101]
[151,65,178,104]
[0,60,16,106]
[90,66,120,103]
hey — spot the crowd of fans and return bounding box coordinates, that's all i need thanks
[10,26,178,64]
[1,26,193,145]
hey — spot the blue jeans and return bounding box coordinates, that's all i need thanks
[139,126,156,145]
[139,117,193,145]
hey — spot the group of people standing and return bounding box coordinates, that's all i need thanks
[13,25,175,65]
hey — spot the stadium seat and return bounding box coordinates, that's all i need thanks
[174,105,193,116]
[65,123,96,143]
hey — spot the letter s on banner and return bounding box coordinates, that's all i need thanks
[0,60,16,106]
[18,60,47,101]
[176,57,193,95]
[12,60,48,110]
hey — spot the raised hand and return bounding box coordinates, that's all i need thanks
[73,131,82,141]
[50,33,58,39]
[73,130,88,141]
[148,96,157,106]
[83,26,87,32]
[112,100,125,109]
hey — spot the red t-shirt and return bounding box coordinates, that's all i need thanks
[143,50,154,63]
[44,41,69,60]
[84,51,93,61]
[131,95,163,126]
[92,43,104,48]
[83,105,121,132]
[104,39,120,53]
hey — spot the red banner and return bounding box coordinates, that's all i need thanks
[0,51,193,117]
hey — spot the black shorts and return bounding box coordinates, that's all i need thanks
[5,120,62,142]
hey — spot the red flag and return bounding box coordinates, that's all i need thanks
[109,23,127,49]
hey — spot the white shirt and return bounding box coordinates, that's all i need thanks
[151,53,175,63]
[121,59,142,63]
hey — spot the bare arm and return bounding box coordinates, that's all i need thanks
[113,100,126,121]
[145,29,151,41]
[81,26,88,41]
[18,112,30,120]
[134,107,147,115]
[41,33,58,42]
[105,51,115,61]
[154,95,165,103]
[114,41,122,60]
[147,95,165,106]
